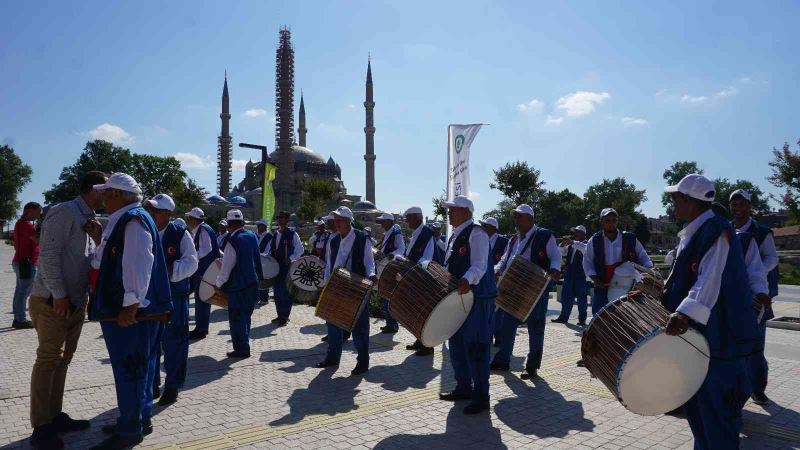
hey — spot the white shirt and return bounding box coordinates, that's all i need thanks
[582,230,653,277]
[91,203,154,308]
[664,249,676,267]
[488,233,499,250]
[191,224,213,259]
[435,235,447,253]
[399,224,434,263]
[257,231,272,254]
[380,224,406,257]
[560,240,587,263]
[323,228,376,281]
[495,225,561,275]
[445,219,489,285]
[736,218,779,272]
[741,233,768,296]
[309,230,327,250]
[670,210,728,325]
[216,231,228,249]
[216,228,244,288]
[267,228,304,263]
[158,227,199,283]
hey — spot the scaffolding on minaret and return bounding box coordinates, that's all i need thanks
[217,72,233,196]
[274,26,295,211]
[364,56,376,205]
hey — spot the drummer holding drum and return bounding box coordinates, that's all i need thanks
[662,174,759,450]
[376,212,406,334]
[490,204,562,380]
[255,219,273,304]
[267,211,303,326]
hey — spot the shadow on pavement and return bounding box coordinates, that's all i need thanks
[494,373,594,438]
[259,342,329,373]
[269,368,363,426]
[373,406,507,449]
[299,323,326,336]
[364,352,441,392]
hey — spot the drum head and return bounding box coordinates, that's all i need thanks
[420,290,474,348]
[288,256,326,292]
[261,255,280,280]
[376,258,390,278]
[199,259,223,301]
[617,328,710,416]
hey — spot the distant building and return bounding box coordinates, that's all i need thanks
[773,225,800,250]
[647,215,679,251]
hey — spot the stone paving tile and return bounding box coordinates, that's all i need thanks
[1,241,799,449]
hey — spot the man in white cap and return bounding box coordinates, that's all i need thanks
[214,209,263,358]
[479,216,509,346]
[431,222,447,264]
[660,174,758,449]
[87,173,172,449]
[184,207,220,340]
[582,207,652,314]
[553,225,589,326]
[376,211,406,333]
[437,196,496,414]
[398,206,441,355]
[729,189,778,405]
[216,220,228,248]
[364,226,378,246]
[490,204,561,380]
[316,206,376,375]
[309,219,331,259]
[255,219,273,304]
[143,194,198,406]
[267,210,303,326]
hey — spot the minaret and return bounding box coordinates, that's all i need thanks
[217,72,232,196]
[274,27,295,212]
[363,57,376,204]
[298,91,307,147]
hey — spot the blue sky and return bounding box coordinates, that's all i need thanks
[2,0,798,220]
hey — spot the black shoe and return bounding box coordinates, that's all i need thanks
[90,434,144,450]
[489,361,509,372]
[321,335,328,342]
[270,317,281,324]
[439,391,471,401]
[30,425,64,449]
[343,332,351,341]
[12,319,34,329]
[101,420,152,436]
[520,368,537,380]
[188,329,207,340]
[350,363,369,376]
[276,318,289,326]
[576,359,585,367]
[226,351,250,359]
[315,360,338,369]
[152,385,160,399]
[414,347,434,356]
[380,327,398,334]
[463,402,490,415]
[51,412,90,433]
[157,388,178,406]
[578,321,587,327]
[751,392,770,405]
[550,318,568,324]
[406,340,423,351]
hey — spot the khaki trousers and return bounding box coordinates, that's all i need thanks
[29,296,86,428]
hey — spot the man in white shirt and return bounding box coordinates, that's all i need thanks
[216,220,229,248]
[553,225,589,326]
[267,211,304,326]
[308,220,331,259]
[661,174,758,450]
[143,194,198,406]
[185,208,220,340]
[582,208,653,314]
[479,217,509,345]
[431,222,447,264]
[730,189,778,405]
[316,207,377,376]
[490,204,562,380]
[376,212,405,333]
[88,173,172,449]
[255,219,273,305]
[214,210,263,358]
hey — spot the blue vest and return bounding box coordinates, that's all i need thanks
[381,225,402,255]
[328,229,368,277]
[312,230,330,260]
[742,219,779,298]
[491,235,509,265]
[591,231,638,283]
[737,231,775,322]
[663,215,759,360]
[271,228,298,270]
[433,234,446,265]
[89,207,172,320]
[258,232,273,253]
[407,225,435,263]
[223,229,262,293]
[162,222,191,298]
[446,224,497,299]
[565,242,587,280]
[193,223,220,283]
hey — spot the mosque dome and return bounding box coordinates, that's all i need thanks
[269,145,327,164]
[228,196,247,205]
[352,200,377,211]
[206,195,227,203]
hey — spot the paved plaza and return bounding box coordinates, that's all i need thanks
[1,241,799,450]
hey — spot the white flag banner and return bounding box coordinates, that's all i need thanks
[446,124,483,201]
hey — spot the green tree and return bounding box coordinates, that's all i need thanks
[297,179,336,221]
[713,178,770,217]
[662,161,704,217]
[583,177,647,232]
[128,153,186,199]
[44,140,134,204]
[483,199,516,235]
[172,178,207,215]
[633,213,651,245]
[536,189,587,236]
[489,161,545,207]
[432,190,448,222]
[0,145,33,222]
[768,139,800,221]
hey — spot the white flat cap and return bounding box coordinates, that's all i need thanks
[443,196,474,212]
[172,218,187,228]
[403,206,422,217]
[479,217,499,228]
[513,204,534,217]
[256,219,268,226]
[218,219,228,226]
[571,225,587,233]
[93,172,142,195]
[185,207,205,219]
[226,209,244,221]
[377,212,395,222]
[665,174,716,202]
[145,193,175,212]
[364,226,372,232]
[333,206,354,221]
[729,189,752,202]
[322,213,334,221]
[600,207,618,218]
[431,222,442,229]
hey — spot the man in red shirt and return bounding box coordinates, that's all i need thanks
[12,202,42,329]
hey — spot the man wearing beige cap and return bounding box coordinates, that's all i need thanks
[185,207,220,340]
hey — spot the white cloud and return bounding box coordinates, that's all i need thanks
[714,87,738,99]
[232,159,249,171]
[82,123,133,143]
[517,98,545,113]
[545,115,564,126]
[243,108,268,118]
[621,117,649,127]
[679,95,708,104]
[175,152,212,169]
[468,191,480,200]
[554,91,611,117]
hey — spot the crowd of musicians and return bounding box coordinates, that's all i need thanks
[19,170,779,450]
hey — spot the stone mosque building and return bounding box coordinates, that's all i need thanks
[207,27,379,222]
